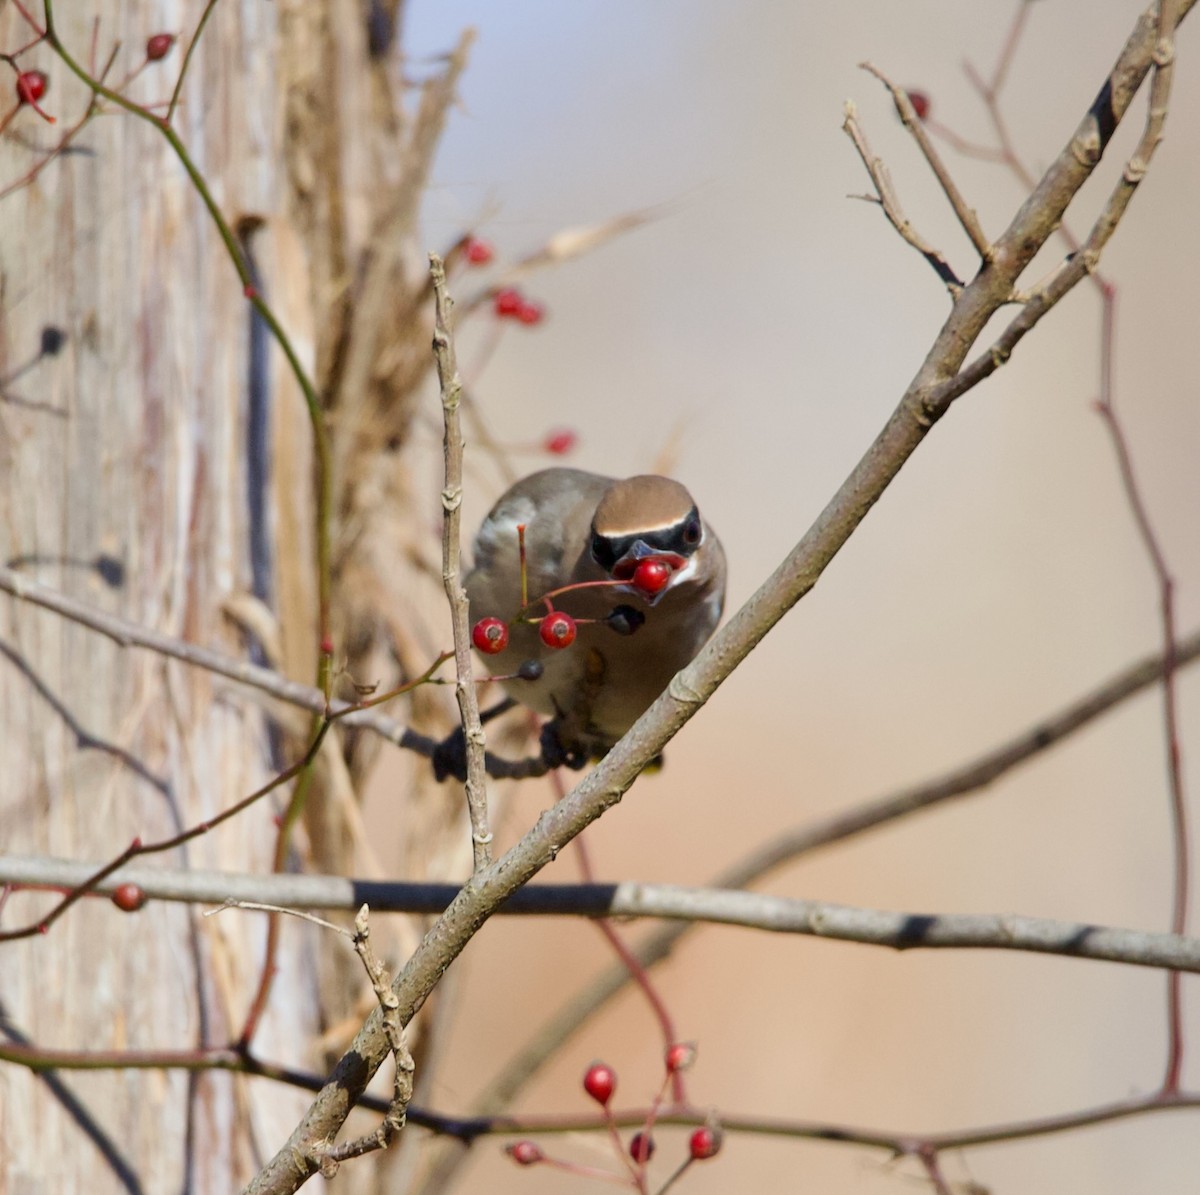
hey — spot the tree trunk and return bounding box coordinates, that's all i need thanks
[0,2,469,1190]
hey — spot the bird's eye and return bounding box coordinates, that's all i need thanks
[591,534,606,560]
[682,517,702,546]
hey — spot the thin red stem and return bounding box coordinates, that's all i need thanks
[558,769,687,1105]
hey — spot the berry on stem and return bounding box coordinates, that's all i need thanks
[15,70,48,106]
[506,1140,543,1166]
[111,884,146,912]
[543,428,577,455]
[539,611,576,650]
[464,236,494,265]
[688,1125,722,1160]
[472,616,509,655]
[631,558,672,596]
[606,604,645,636]
[629,1132,655,1164]
[494,287,523,317]
[517,659,544,682]
[905,89,931,121]
[583,1061,616,1106]
[515,299,545,326]
[665,1042,697,1074]
[146,33,176,61]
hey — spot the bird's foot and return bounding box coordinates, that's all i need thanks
[431,726,469,783]
[539,721,590,772]
[431,698,517,782]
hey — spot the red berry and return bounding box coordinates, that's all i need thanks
[111,883,146,912]
[464,237,494,265]
[506,1140,543,1166]
[515,299,545,326]
[543,428,577,455]
[539,612,576,650]
[146,33,176,61]
[631,558,672,596]
[583,1061,616,1106]
[472,616,509,655]
[665,1042,696,1073]
[16,71,48,106]
[629,1132,655,1163]
[688,1125,722,1160]
[494,287,523,317]
[905,89,931,121]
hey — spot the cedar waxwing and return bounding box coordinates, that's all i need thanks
[460,467,726,771]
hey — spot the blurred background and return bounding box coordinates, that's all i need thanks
[378,2,1200,1191]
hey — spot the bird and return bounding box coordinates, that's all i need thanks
[448,466,725,776]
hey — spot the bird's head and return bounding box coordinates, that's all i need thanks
[589,475,707,604]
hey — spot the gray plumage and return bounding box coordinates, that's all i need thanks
[465,467,726,760]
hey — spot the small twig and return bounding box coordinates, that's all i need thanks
[861,62,993,261]
[917,1146,954,1195]
[430,254,492,870]
[205,901,350,937]
[842,100,965,294]
[318,907,415,1173]
[1,563,552,779]
[1082,2,1189,1098]
[166,0,220,122]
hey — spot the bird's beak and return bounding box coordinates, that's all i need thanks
[609,541,689,605]
[610,540,685,578]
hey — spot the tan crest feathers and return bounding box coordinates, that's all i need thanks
[591,475,697,537]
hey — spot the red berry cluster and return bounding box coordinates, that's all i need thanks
[471,611,579,656]
[503,1057,721,1180]
[493,287,545,326]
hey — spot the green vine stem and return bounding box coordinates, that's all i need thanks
[40,0,333,683]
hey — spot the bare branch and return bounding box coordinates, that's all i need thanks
[316,907,414,1173]
[860,62,993,261]
[0,565,550,778]
[7,856,1200,975]
[842,100,965,293]
[430,254,492,869]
